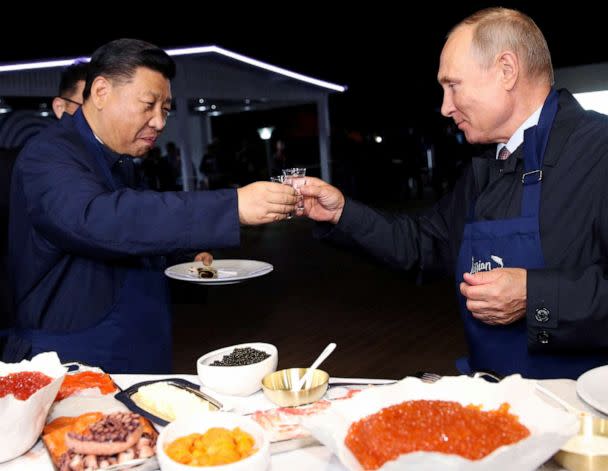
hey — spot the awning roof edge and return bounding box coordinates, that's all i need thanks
[0,44,347,93]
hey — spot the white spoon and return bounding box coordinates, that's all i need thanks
[534,382,581,415]
[292,342,337,391]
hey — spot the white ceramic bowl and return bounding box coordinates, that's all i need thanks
[197,343,278,397]
[157,412,269,471]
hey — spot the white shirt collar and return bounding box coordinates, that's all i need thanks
[496,104,543,159]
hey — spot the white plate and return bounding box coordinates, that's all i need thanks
[576,364,608,414]
[164,259,273,285]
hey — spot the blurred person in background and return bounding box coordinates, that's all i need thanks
[52,61,88,119]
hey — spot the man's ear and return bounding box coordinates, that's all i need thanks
[89,76,112,110]
[52,97,65,119]
[497,50,519,91]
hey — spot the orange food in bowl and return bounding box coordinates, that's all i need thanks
[165,427,256,466]
[345,400,530,470]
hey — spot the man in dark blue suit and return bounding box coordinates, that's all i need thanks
[4,39,296,373]
[301,7,608,379]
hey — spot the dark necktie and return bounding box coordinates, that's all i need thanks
[498,147,511,160]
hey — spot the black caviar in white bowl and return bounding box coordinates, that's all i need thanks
[197,343,278,397]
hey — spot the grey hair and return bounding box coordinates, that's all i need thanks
[449,7,554,85]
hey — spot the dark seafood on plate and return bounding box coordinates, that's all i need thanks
[43,411,157,471]
[345,400,530,470]
[65,412,143,456]
[189,266,218,279]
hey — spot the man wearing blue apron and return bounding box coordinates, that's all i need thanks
[2,39,297,373]
[301,8,608,379]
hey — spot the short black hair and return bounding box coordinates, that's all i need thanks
[58,61,89,97]
[83,38,176,100]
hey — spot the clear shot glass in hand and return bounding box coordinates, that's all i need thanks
[282,168,306,213]
[271,175,293,219]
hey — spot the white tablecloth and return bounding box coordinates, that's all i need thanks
[2,374,605,470]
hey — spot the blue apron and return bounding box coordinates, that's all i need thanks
[456,90,608,379]
[4,115,173,373]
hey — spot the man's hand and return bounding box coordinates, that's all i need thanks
[237,182,297,225]
[459,268,527,325]
[298,177,345,224]
[194,252,213,265]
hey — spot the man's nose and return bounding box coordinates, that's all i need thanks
[149,109,167,131]
[440,93,455,118]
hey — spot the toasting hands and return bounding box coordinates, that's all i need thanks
[460,268,527,325]
[297,177,345,224]
[237,182,298,225]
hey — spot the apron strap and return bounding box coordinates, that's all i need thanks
[521,89,559,218]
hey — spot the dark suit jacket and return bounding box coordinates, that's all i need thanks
[8,111,240,333]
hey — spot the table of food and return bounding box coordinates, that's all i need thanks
[1,343,607,471]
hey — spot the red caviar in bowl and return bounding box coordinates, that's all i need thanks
[345,400,530,470]
[0,371,53,400]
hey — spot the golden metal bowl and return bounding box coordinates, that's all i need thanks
[554,414,608,471]
[262,368,329,407]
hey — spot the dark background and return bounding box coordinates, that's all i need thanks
[1,2,605,132]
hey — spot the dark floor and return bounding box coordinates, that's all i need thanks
[170,206,467,379]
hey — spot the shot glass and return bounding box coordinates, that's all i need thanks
[282,168,306,212]
[270,175,293,219]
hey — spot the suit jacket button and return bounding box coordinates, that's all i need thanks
[535,307,550,323]
[537,331,550,344]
